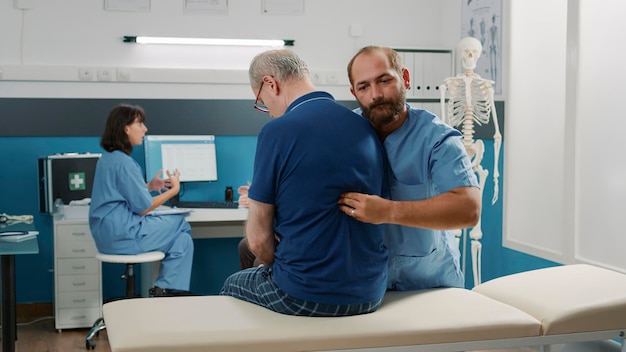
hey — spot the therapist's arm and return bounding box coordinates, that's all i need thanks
[245,198,276,265]
[338,186,481,230]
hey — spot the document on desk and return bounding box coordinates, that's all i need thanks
[148,207,193,216]
[0,231,39,242]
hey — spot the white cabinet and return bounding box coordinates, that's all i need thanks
[53,219,101,331]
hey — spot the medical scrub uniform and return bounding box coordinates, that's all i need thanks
[362,105,479,290]
[89,150,193,291]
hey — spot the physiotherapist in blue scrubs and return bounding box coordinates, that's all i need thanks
[340,46,482,290]
[89,104,194,297]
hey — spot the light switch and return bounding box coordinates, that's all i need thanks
[14,0,32,9]
[350,24,363,37]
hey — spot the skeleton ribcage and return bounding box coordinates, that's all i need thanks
[445,78,493,132]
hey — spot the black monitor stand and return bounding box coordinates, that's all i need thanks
[168,194,180,207]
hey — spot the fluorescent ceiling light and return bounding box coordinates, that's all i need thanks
[123,36,294,47]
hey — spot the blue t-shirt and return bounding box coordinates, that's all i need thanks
[89,150,153,252]
[249,91,388,305]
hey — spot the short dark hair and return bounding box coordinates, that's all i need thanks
[347,46,404,86]
[100,104,146,154]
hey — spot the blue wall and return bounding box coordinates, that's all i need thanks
[0,135,257,301]
[0,135,557,303]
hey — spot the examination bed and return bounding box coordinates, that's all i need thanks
[102,264,626,351]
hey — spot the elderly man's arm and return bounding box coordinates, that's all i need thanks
[245,198,276,265]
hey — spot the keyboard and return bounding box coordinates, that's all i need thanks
[175,200,239,209]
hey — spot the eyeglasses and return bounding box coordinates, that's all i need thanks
[253,82,269,113]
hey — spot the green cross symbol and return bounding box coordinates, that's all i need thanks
[69,172,86,191]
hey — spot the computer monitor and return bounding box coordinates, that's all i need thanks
[143,135,218,182]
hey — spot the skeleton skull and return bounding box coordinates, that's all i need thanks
[458,37,482,70]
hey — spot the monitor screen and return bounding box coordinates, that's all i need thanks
[144,135,218,182]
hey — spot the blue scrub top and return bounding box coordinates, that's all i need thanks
[358,105,479,290]
[89,150,153,252]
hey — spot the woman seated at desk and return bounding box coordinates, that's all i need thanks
[89,104,194,297]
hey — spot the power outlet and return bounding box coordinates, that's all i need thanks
[97,68,114,81]
[310,71,325,85]
[326,72,339,85]
[116,68,131,81]
[78,68,94,81]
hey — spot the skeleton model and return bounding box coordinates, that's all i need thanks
[439,36,502,286]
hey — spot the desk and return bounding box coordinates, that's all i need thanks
[139,208,248,296]
[185,208,248,239]
[0,225,39,352]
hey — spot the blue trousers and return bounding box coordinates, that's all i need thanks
[135,215,194,290]
[387,235,464,291]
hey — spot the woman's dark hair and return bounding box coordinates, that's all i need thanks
[100,104,146,154]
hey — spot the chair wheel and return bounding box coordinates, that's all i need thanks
[86,339,96,350]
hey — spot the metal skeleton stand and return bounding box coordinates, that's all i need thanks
[440,37,502,287]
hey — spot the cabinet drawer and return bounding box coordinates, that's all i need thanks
[57,258,99,275]
[56,241,97,258]
[58,274,100,292]
[57,290,100,308]
[56,224,92,242]
[56,307,101,329]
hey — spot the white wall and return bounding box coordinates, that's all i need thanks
[575,0,626,272]
[505,0,626,273]
[0,0,461,100]
[504,0,569,261]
